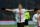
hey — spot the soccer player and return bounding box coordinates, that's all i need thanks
[25,12,30,27]
[33,10,40,27]
[3,4,34,27]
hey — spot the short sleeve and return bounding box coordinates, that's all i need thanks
[13,9,16,11]
[25,9,28,12]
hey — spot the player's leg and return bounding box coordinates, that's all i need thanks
[17,23,20,27]
[39,22,40,27]
[25,19,28,27]
[20,22,24,27]
[35,22,38,27]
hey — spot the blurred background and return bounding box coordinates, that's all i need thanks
[0,0,40,27]
[0,0,40,9]
[0,0,40,20]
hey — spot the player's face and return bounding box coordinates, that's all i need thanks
[37,10,40,14]
[18,4,22,9]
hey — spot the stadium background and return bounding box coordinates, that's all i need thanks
[0,0,40,27]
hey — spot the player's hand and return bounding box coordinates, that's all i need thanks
[34,8,39,11]
[1,8,5,10]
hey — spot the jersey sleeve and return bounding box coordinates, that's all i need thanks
[32,14,37,22]
[24,9,28,12]
[13,9,16,11]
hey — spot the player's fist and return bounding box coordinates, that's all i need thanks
[34,8,39,11]
[1,8,5,10]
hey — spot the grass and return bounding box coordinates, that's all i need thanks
[28,24,35,27]
[0,24,35,27]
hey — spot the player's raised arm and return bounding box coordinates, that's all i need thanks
[27,8,40,11]
[5,9,13,11]
[25,9,34,12]
[28,10,34,11]
[5,9,15,12]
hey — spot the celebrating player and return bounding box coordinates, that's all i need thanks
[33,10,40,27]
[2,4,34,27]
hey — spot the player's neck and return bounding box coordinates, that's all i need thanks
[19,9,21,10]
[19,8,22,10]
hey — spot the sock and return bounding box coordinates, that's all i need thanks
[26,26,28,27]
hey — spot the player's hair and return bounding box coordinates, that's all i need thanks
[18,4,22,6]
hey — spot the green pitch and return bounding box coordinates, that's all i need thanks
[0,24,35,27]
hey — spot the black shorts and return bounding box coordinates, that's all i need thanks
[25,19,28,25]
[17,22,24,27]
